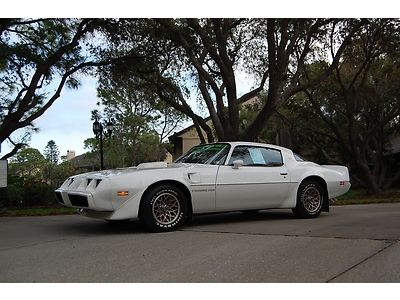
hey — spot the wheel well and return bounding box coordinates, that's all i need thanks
[301,176,329,212]
[139,180,193,217]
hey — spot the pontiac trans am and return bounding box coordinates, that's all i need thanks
[55,142,351,232]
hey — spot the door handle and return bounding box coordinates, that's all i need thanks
[280,172,288,176]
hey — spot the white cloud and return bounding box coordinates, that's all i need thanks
[2,76,99,158]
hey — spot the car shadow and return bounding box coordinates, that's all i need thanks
[52,217,147,236]
[53,209,326,236]
[188,210,295,227]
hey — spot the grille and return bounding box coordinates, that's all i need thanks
[55,191,64,204]
[68,194,89,207]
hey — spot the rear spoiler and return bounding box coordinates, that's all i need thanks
[321,165,350,181]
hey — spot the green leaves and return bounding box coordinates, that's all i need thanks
[9,147,46,178]
[284,19,400,192]
[0,18,112,159]
[43,140,60,164]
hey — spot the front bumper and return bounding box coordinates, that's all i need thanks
[55,173,116,210]
[55,188,143,221]
[55,190,101,210]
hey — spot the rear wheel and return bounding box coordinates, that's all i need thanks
[140,184,188,232]
[292,180,324,218]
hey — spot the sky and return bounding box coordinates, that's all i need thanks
[1,76,100,158]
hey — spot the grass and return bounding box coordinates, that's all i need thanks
[333,189,400,205]
[0,206,76,217]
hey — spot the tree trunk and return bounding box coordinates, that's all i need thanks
[356,160,382,194]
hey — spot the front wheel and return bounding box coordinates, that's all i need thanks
[292,180,324,218]
[140,184,188,232]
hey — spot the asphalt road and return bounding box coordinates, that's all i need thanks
[1,203,400,282]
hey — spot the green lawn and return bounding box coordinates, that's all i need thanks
[0,206,76,217]
[333,189,400,205]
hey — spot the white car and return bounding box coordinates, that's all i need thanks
[55,142,351,232]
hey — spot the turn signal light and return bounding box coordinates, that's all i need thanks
[117,191,129,197]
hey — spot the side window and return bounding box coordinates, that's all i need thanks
[228,146,283,166]
[228,146,252,165]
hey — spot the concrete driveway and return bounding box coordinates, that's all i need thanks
[0,203,399,282]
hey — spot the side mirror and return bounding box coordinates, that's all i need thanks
[232,159,244,169]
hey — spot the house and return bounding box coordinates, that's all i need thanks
[168,95,262,159]
[389,135,400,154]
[168,117,212,159]
[68,147,174,171]
[69,152,99,172]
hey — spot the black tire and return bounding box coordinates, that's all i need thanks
[292,180,324,218]
[140,184,188,232]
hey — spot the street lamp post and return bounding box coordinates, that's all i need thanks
[92,118,113,170]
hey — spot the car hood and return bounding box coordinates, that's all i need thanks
[70,162,195,179]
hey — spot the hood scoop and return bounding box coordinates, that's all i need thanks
[137,161,168,170]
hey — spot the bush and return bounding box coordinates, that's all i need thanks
[0,185,24,207]
[0,175,57,208]
[22,181,56,206]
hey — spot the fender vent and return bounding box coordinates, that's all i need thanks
[55,191,64,204]
[68,194,89,207]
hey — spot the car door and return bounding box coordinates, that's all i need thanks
[215,145,290,211]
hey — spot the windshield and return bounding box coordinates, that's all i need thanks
[175,143,230,165]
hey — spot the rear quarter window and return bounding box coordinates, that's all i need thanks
[261,148,283,166]
[294,153,306,162]
[228,146,283,166]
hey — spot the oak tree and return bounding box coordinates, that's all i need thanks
[285,19,400,193]
[0,18,123,159]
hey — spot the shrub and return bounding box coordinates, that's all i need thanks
[0,175,57,208]
[22,181,56,206]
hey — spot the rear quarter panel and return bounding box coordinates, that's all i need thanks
[286,154,350,199]
[243,147,345,206]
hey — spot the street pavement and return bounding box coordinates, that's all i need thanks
[0,203,399,282]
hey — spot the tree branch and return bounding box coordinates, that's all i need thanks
[237,70,268,105]
[283,19,367,99]
[17,56,132,130]
[0,137,27,160]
